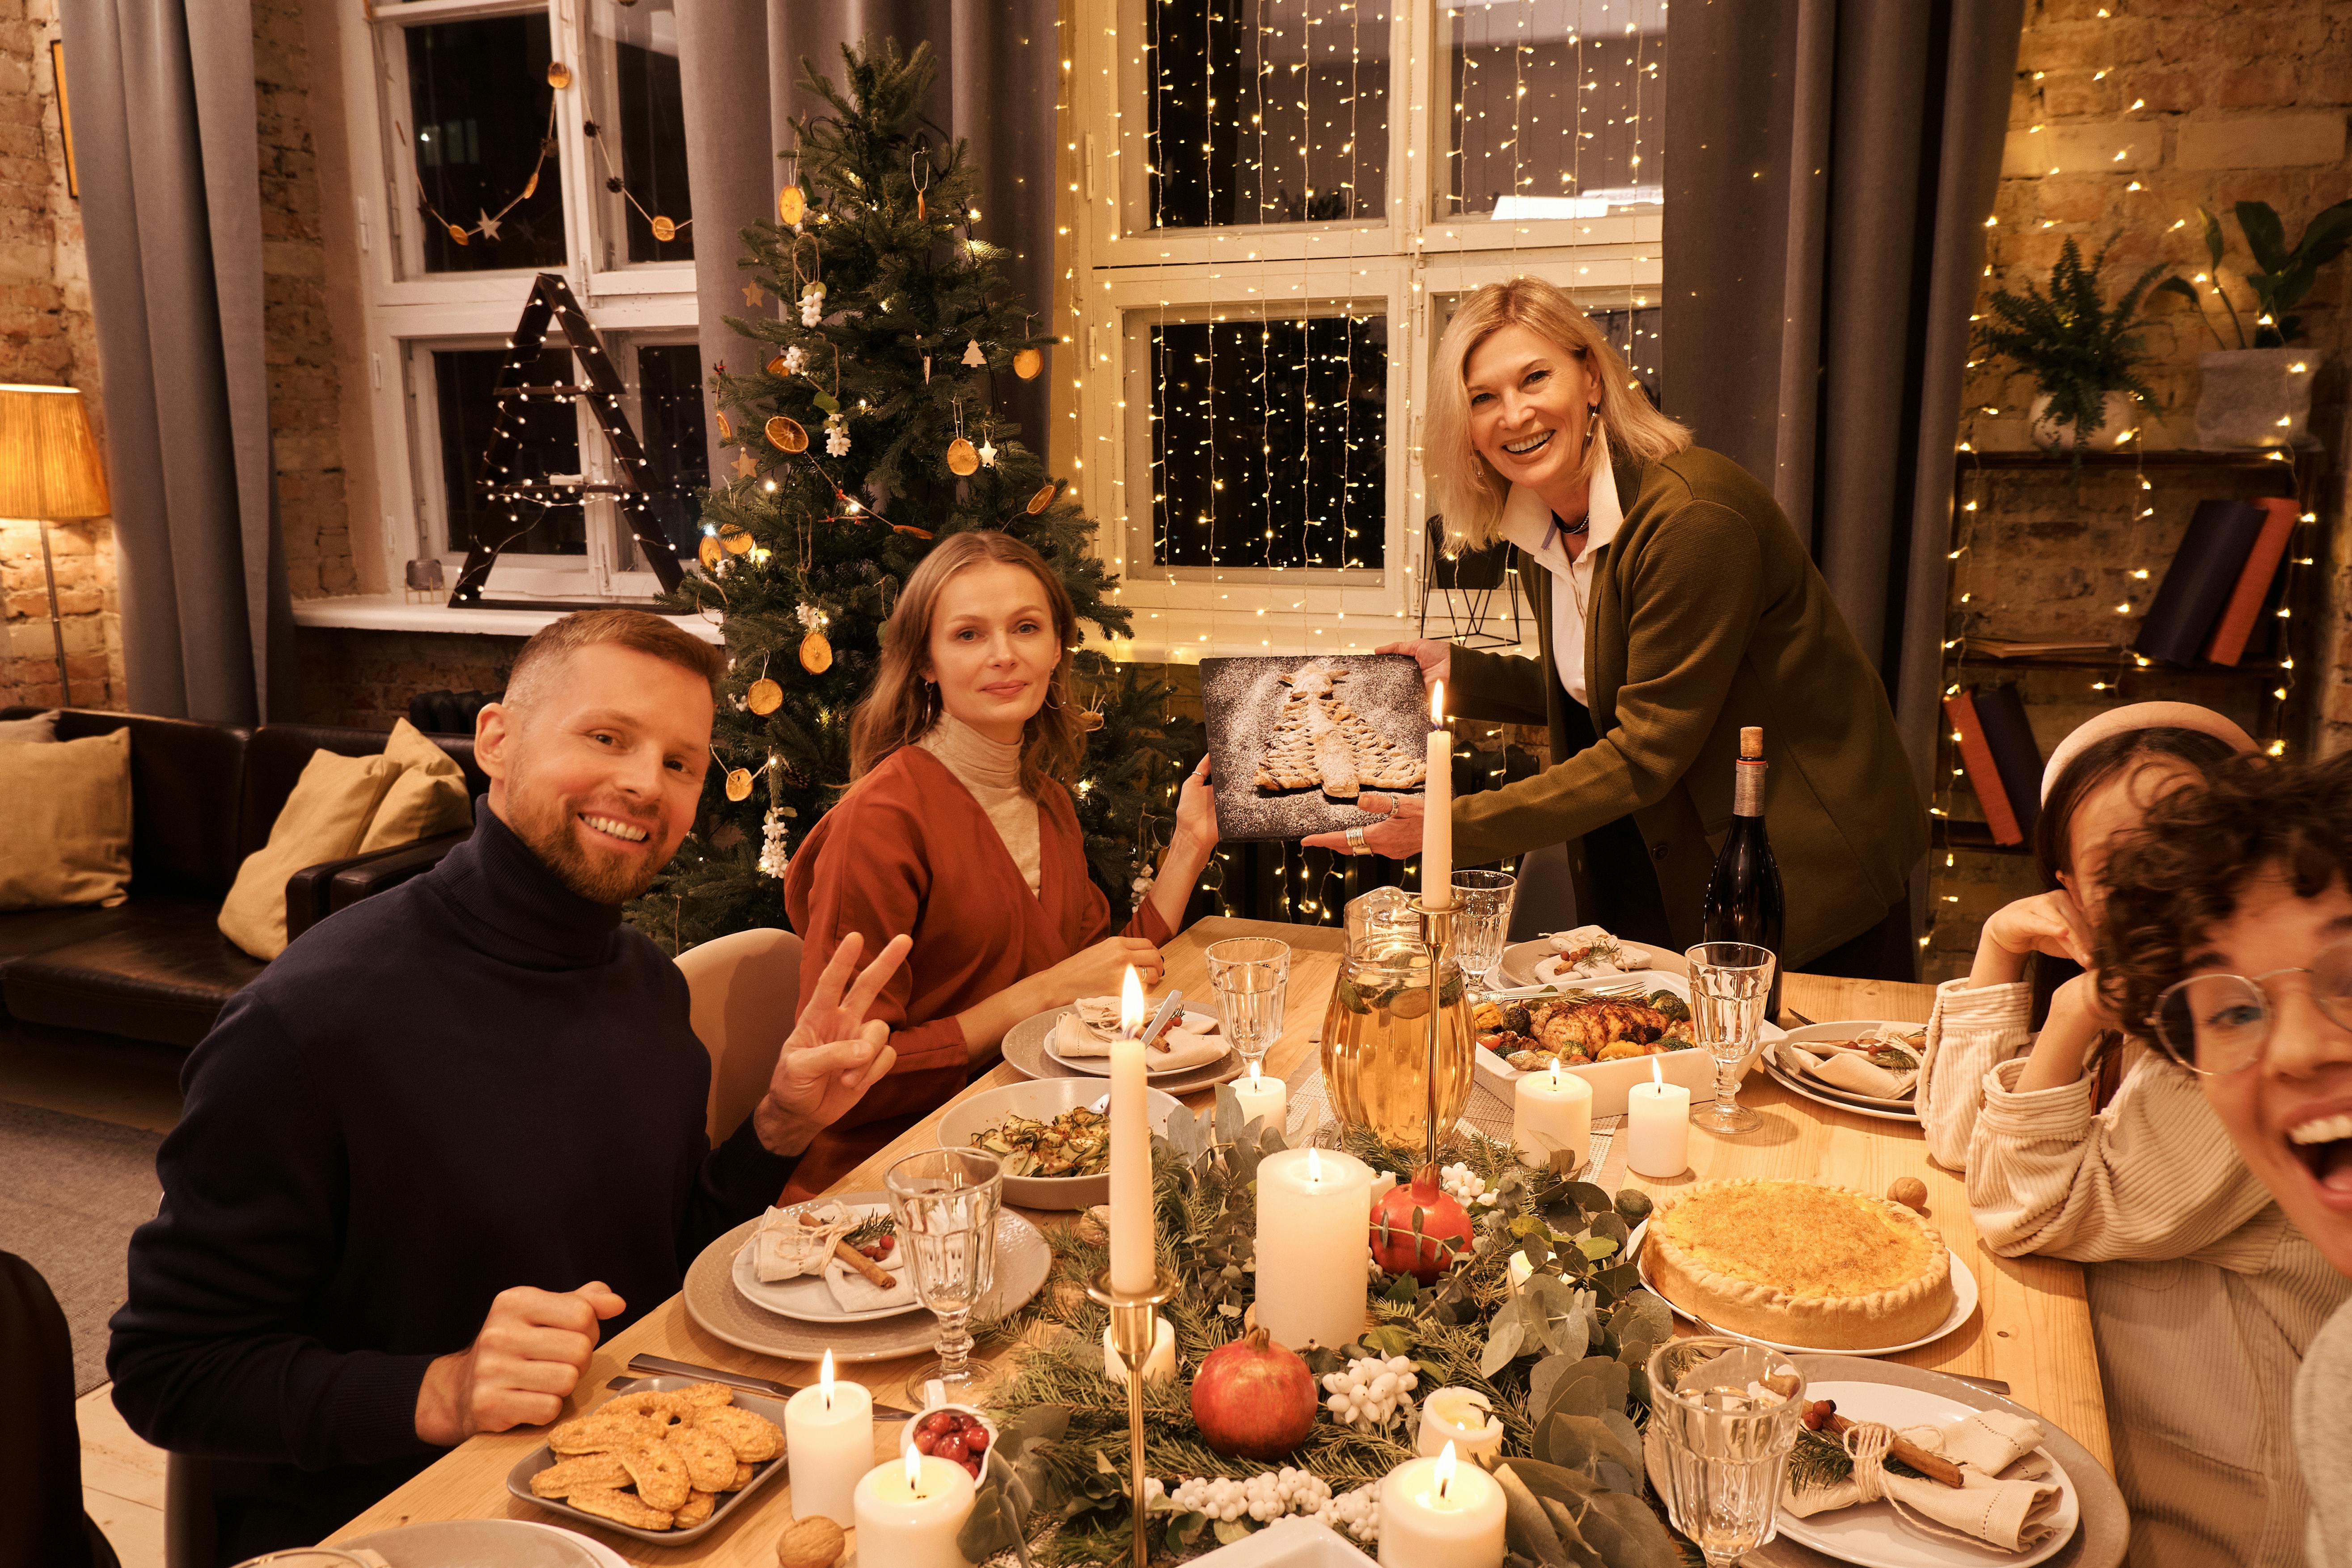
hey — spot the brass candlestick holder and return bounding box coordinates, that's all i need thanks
[1088,1267,1180,1565]
[1411,896,1456,1169]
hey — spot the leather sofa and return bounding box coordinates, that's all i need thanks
[0,708,484,1049]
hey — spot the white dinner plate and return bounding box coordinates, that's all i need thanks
[1638,1244,1979,1357]
[1043,1011,1225,1077]
[1497,938,1662,988]
[1769,1379,2080,1567]
[729,1192,923,1324]
[1760,1031,1923,1124]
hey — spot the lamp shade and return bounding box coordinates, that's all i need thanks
[0,384,110,520]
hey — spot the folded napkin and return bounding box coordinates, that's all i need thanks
[824,1238,912,1314]
[1781,1034,1921,1101]
[1782,1409,2065,1553]
[1545,924,1642,976]
[1055,1002,1228,1073]
[747,1202,854,1283]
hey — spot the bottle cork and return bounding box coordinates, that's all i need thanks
[1739,726,1764,761]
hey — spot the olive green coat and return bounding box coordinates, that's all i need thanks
[1448,444,1927,966]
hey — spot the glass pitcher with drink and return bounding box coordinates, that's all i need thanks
[1320,887,1475,1156]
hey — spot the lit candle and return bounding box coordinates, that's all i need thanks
[1101,1313,1178,1386]
[781,1350,872,1527]
[1625,1057,1692,1179]
[1230,1060,1287,1131]
[852,1448,976,1568]
[1416,1389,1505,1462]
[1422,680,1453,907]
[1506,1250,1536,1294]
[1253,1145,1375,1350]
[1377,1441,1506,1568]
[1107,965,1157,1294]
[1512,1061,1593,1170]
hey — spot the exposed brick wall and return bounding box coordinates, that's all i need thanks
[287,626,524,732]
[1,0,120,710]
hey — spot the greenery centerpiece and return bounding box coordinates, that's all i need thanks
[1975,235,2163,454]
[2156,201,2352,448]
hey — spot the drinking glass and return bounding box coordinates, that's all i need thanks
[1449,870,1517,991]
[1205,936,1290,1068]
[883,1147,1003,1392]
[1684,941,1776,1135]
[1646,1336,1806,1566]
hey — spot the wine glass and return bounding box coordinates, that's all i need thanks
[1684,941,1776,1135]
[883,1147,1003,1392]
[1204,936,1289,1069]
[1448,870,1517,992]
[1646,1336,1806,1566]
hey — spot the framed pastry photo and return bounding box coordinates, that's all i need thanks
[1199,654,1432,843]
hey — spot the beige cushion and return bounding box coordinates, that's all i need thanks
[218,750,402,959]
[0,727,131,908]
[0,709,60,743]
[356,718,473,854]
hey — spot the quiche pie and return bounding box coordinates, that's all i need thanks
[1646,1179,1954,1348]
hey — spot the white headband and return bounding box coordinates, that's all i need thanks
[2039,702,2257,804]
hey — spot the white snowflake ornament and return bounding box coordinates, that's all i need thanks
[757,808,790,879]
[824,411,850,457]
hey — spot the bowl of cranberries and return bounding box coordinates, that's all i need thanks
[900,1403,997,1481]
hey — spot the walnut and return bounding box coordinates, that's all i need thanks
[1887,1177,1929,1213]
[1075,1204,1113,1244]
[777,1513,846,1568]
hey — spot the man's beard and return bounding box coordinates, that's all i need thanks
[506,790,666,905]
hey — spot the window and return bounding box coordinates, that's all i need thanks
[341,0,700,604]
[1072,0,1667,660]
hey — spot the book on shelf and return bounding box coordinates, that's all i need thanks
[2133,498,2272,665]
[2201,497,2299,666]
[1961,637,2120,659]
[1943,685,2044,846]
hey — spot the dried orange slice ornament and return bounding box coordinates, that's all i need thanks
[697,535,723,571]
[746,678,784,715]
[766,416,808,454]
[778,186,806,226]
[718,524,753,556]
[724,767,754,802]
[1013,347,1044,380]
[946,438,980,476]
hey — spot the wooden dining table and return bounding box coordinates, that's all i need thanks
[330,917,2113,1563]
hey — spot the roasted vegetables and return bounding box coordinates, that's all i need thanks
[1477,990,1695,1071]
[973,1106,1111,1179]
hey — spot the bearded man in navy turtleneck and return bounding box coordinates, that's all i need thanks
[108,609,911,1564]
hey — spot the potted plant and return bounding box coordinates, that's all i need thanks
[1977,236,2164,452]
[2157,200,2352,448]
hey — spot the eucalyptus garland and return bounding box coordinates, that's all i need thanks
[958,1088,1696,1567]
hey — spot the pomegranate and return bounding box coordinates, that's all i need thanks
[1369,1164,1475,1284]
[1189,1327,1317,1459]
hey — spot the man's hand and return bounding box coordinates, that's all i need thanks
[751,931,914,1157]
[414,1282,625,1446]
[1302,792,1424,860]
[1378,639,1452,692]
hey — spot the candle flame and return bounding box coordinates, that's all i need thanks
[1248,1059,1263,1083]
[1651,1057,1664,1086]
[1306,1145,1322,1182]
[1435,1439,1459,1499]
[1120,964,1146,1037]
[1548,1062,1561,1090]
[1431,679,1445,725]
[904,1445,925,1495]
[820,1348,834,1408]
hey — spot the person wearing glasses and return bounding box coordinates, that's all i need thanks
[1914,704,2348,1568]
[2096,749,2352,1568]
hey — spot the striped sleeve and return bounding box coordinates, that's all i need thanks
[1915,977,2033,1170]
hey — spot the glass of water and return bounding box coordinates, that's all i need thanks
[1204,936,1290,1069]
[1449,869,1517,991]
[884,1147,1003,1391]
[1646,1336,1806,1566]
[1684,941,1777,1135]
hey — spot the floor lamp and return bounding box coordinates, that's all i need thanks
[0,384,110,707]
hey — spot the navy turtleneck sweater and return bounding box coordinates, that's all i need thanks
[107,807,797,1559]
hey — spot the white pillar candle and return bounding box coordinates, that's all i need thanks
[782,1350,872,1527]
[1253,1145,1375,1350]
[1101,1313,1178,1387]
[1107,965,1157,1294]
[1230,1061,1287,1130]
[1367,1170,1399,1213]
[1378,1442,1506,1568]
[1512,1061,1593,1170]
[1625,1057,1692,1179]
[1416,1388,1505,1462]
[1421,680,1453,907]
[1506,1250,1535,1295]
[852,1449,975,1568]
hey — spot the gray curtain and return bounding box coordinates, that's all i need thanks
[1662,0,2022,802]
[677,0,1061,488]
[59,0,291,724]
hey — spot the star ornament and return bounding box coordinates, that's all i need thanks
[742,280,766,308]
[476,209,502,242]
[732,449,757,479]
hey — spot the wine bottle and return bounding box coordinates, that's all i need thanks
[1701,726,1787,1019]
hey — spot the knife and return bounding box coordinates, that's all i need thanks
[1139,991,1184,1053]
[617,1353,920,1418]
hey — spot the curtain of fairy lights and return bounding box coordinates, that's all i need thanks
[1443,0,1665,218]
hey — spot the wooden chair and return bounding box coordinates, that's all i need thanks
[675,928,804,1144]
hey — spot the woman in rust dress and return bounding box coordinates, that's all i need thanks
[781,532,1217,1195]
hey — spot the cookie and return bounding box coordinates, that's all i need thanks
[665,1422,741,1492]
[693,1403,784,1462]
[674,1490,717,1528]
[529,1453,632,1497]
[548,1412,664,1455]
[563,1486,674,1531]
[616,1439,694,1511]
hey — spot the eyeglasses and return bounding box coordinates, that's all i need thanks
[2148,937,2352,1076]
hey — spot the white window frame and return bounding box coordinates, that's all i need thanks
[1066,0,1663,664]
[337,0,696,605]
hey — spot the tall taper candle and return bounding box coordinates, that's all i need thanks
[1107,965,1156,1293]
[1423,680,1452,906]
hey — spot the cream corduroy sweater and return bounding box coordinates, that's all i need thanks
[917,713,1042,895]
[1918,977,2350,1568]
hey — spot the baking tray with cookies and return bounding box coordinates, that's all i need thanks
[1200,653,1432,843]
[505,1375,788,1544]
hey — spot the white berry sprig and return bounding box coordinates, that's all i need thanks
[1321,1352,1419,1431]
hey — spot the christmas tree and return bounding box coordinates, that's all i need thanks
[631,40,1202,954]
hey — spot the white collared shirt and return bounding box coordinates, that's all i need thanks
[1493,435,1624,707]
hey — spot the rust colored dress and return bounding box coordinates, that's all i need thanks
[779,742,1169,1198]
